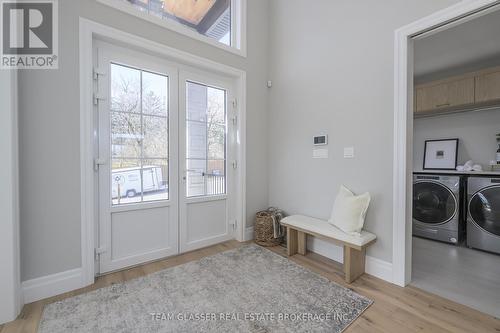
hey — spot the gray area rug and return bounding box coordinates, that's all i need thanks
[39,244,372,333]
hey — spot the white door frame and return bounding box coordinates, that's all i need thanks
[79,18,247,286]
[392,0,500,287]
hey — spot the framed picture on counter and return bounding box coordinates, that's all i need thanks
[423,138,459,170]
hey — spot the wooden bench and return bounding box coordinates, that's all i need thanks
[281,215,376,283]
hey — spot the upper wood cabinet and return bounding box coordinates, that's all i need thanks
[415,65,500,116]
[415,76,475,113]
[475,68,500,104]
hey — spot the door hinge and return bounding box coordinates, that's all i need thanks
[93,93,106,106]
[232,160,238,170]
[93,67,106,80]
[94,246,107,260]
[94,158,107,171]
[230,99,238,125]
[230,219,237,230]
[231,114,238,126]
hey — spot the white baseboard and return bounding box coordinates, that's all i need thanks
[365,255,393,282]
[244,226,254,241]
[305,238,393,283]
[22,268,84,304]
[307,237,344,263]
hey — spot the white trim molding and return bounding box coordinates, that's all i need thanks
[0,69,21,324]
[79,20,95,288]
[244,226,254,241]
[392,0,500,287]
[22,268,84,304]
[80,18,247,282]
[96,0,247,57]
[305,239,393,283]
[306,237,344,263]
[365,256,393,283]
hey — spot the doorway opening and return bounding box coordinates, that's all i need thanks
[393,0,500,319]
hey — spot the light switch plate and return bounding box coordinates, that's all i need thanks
[344,147,354,158]
[313,149,329,159]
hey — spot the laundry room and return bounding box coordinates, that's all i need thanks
[410,9,500,319]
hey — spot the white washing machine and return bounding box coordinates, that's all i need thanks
[467,176,500,254]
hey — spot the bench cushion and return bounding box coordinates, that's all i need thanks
[281,215,376,247]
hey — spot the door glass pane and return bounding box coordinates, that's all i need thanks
[142,71,168,116]
[143,115,168,158]
[469,187,500,236]
[110,63,169,205]
[111,112,142,159]
[111,64,141,113]
[413,182,456,224]
[187,83,208,122]
[142,159,169,202]
[187,159,207,197]
[187,121,207,159]
[186,81,227,197]
[207,87,226,124]
[112,159,142,205]
[208,123,226,159]
[207,159,225,195]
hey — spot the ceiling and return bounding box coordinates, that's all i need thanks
[414,8,500,81]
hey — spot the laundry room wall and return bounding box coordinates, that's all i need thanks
[413,109,500,171]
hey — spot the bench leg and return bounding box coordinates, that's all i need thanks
[344,246,366,283]
[287,227,298,256]
[297,231,307,255]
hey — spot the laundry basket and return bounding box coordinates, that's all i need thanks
[254,210,281,247]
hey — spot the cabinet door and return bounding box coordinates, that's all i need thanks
[475,70,500,104]
[416,84,449,113]
[415,77,474,113]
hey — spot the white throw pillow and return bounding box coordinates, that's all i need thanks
[328,185,371,236]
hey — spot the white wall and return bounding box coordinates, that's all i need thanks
[414,109,500,170]
[267,0,460,263]
[0,70,21,323]
[19,0,269,281]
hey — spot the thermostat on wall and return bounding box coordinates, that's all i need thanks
[314,135,328,146]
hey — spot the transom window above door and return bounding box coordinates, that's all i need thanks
[97,0,246,56]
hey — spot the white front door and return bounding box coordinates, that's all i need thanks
[95,42,237,274]
[179,71,236,252]
[96,41,179,274]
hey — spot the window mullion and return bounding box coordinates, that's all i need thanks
[140,70,144,202]
[205,98,209,196]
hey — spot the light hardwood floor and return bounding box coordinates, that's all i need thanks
[2,240,500,333]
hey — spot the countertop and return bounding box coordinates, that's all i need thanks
[414,169,500,176]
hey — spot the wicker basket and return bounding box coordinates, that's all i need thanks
[255,211,281,247]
